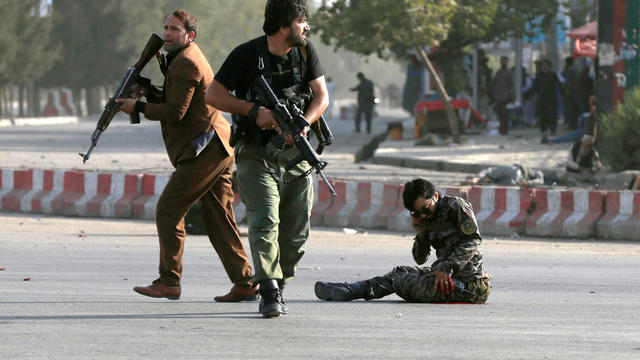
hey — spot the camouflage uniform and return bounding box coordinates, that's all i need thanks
[315,195,491,304]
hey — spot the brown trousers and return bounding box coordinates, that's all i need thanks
[155,139,252,287]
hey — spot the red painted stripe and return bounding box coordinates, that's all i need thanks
[114,175,140,217]
[124,174,138,194]
[43,170,54,190]
[51,171,85,215]
[485,188,507,224]
[509,188,535,230]
[525,189,549,230]
[577,191,605,231]
[97,173,112,195]
[322,181,347,220]
[63,171,85,193]
[31,170,55,212]
[599,191,621,224]
[348,182,373,225]
[141,175,156,195]
[13,169,34,190]
[374,184,403,227]
[551,191,574,235]
[468,187,482,214]
[311,178,336,225]
[1,170,34,211]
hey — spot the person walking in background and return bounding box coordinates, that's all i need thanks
[526,59,563,143]
[520,66,535,127]
[561,57,580,130]
[325,76,335,118]
[402,54,426,116]
[351,72,375,134]
[117,9,256,302]
[543,95,597,145]
[489,56,513,135]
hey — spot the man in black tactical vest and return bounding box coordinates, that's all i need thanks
[205,0,329,318]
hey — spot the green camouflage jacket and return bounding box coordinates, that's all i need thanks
[412,195,488,282]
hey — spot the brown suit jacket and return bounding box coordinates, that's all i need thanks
[144,42,232,167]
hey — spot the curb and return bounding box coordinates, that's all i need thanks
[0,116,79,127]
[1,167,639,240]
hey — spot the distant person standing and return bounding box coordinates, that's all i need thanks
[325,76,336,118]
[489,56,514,135]
[526,59,563,142]
[351,72,375,134]
[402,54,426,116]
[562,57,580,130]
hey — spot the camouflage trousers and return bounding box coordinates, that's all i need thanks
[365,265,490,304]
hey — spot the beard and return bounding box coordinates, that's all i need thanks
[286,30,307,47]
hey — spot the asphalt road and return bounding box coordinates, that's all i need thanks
[1,213,639,359]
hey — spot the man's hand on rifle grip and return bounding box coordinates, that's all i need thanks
[115,98,136,115]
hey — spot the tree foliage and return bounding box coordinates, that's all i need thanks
[315,0,561,57]
[39,0,127,89]
[38,0,265,89]
[0,0,59,85]
[314,0,458,58]
[601,88,640,172]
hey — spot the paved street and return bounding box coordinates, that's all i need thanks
[1,213,639,359]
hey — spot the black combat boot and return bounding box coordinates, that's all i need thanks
[314,281,371,301]
[258,279,283,318]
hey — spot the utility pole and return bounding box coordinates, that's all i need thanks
[597,0,635,114]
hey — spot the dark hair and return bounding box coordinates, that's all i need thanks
[167,9,199,36]
[565,57,574,66]
[263,0,308,36]
[356,72,364,78]
[402,178,438,210]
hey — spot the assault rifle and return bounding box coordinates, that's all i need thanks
[252,75,336,197]
[79,33,164,164]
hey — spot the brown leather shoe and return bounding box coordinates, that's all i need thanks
[214,285,259,302]
[133,281,181,300]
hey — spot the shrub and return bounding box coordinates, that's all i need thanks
[600,88,640,172]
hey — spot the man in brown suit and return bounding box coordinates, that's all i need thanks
[117,9,256,302]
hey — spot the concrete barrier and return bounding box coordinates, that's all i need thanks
[468,186,535,236]
[1,167,639,241]
[596,191,640,239]
[131,174,169,220]
[525,189,605,238]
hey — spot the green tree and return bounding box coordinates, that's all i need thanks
[0,0,59,117]
[601,88,640,172]
[39,0,129,114]
[428,0,559,96]
[0,3,19,80]
[441,0,560,50]
[315,0,565,142]
[315,0,464,142]
[39,0,266,114]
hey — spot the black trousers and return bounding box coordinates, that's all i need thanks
[355,104,373,133]
[496,100,509,135]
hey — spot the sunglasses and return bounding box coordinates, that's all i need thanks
[410,197,436,218]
